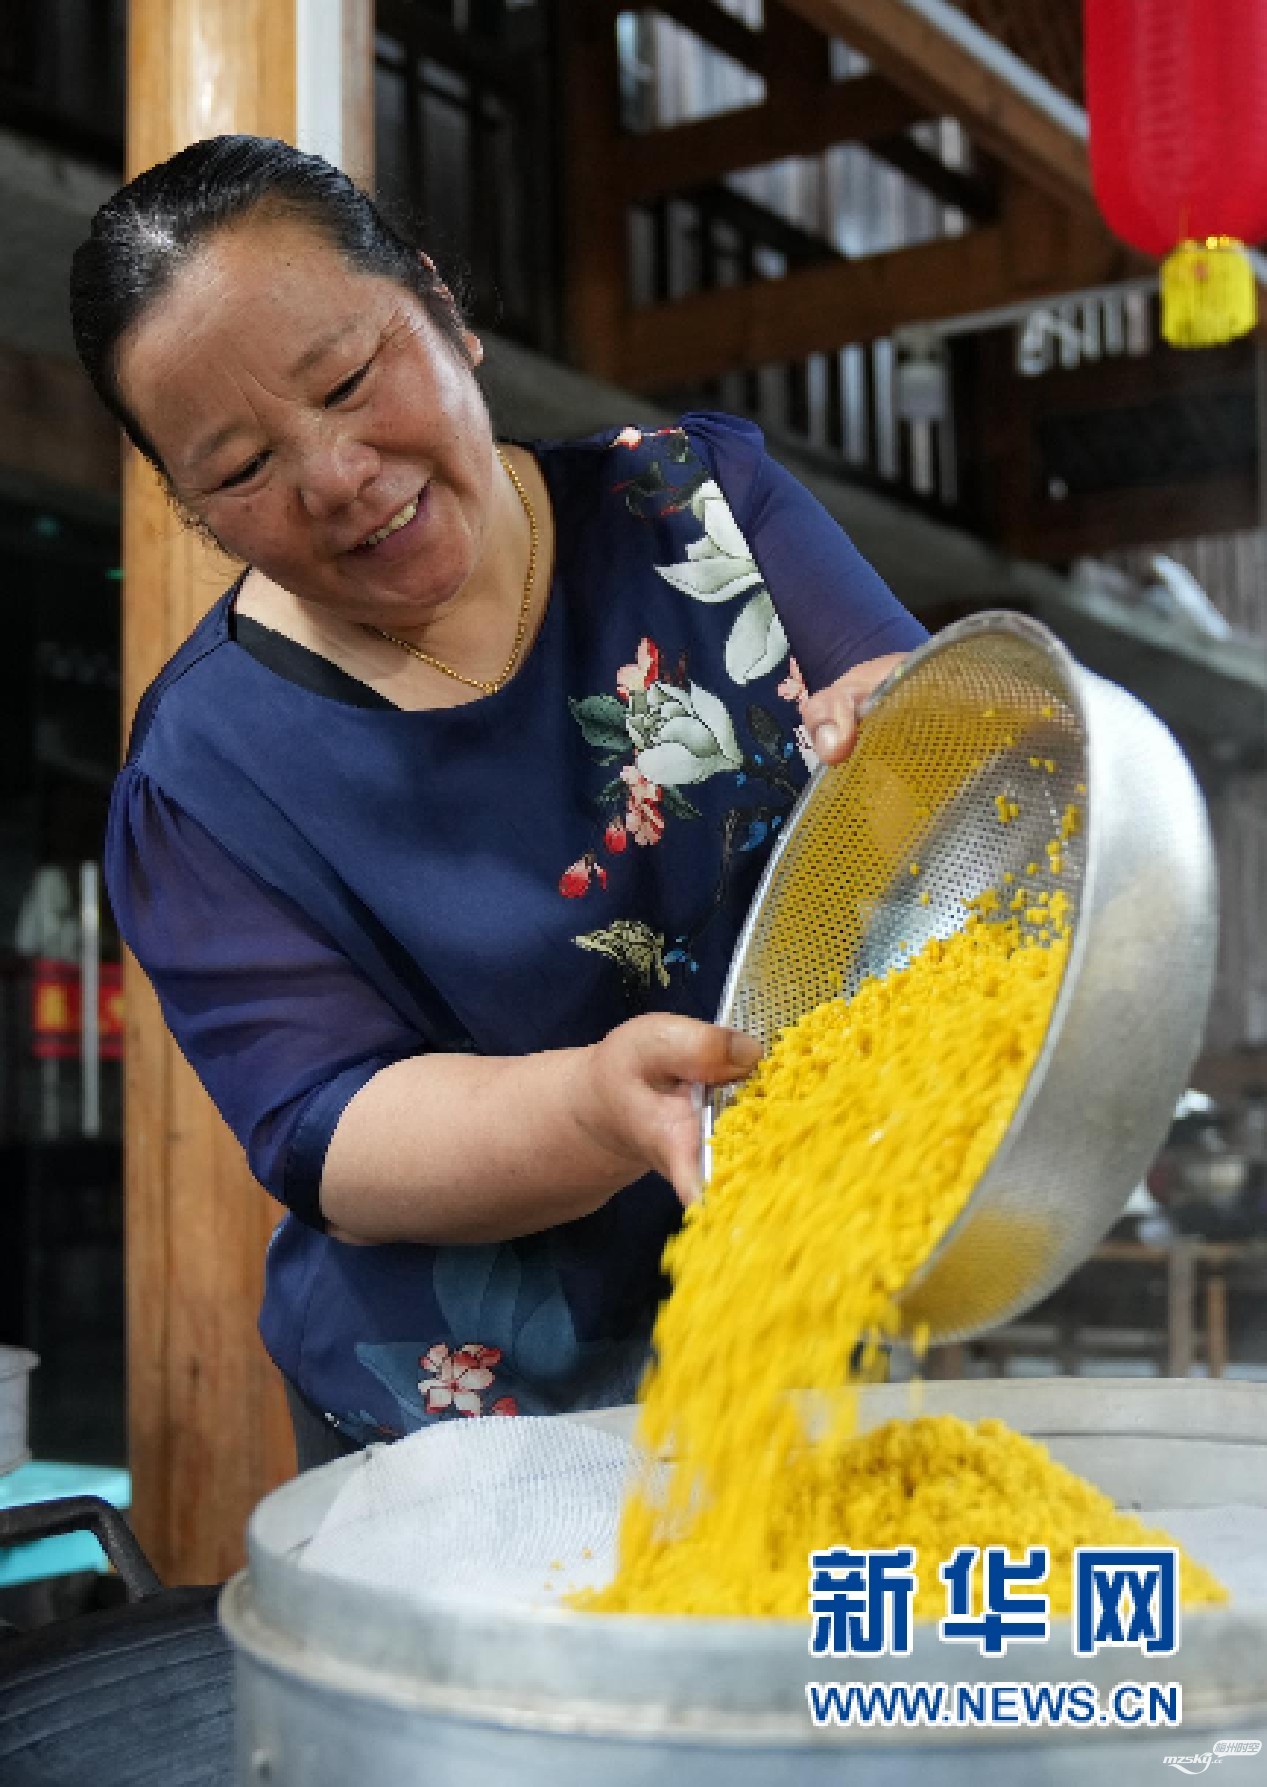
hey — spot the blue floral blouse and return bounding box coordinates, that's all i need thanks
[106,412,927,1442]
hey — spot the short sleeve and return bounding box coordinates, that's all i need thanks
[106,768,427,1228]
[684,410,928,688]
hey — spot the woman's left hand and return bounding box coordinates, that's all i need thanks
[800,653,908,766]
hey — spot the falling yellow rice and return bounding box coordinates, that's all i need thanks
[583,884,1226,1619]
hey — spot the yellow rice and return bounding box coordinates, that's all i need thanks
[583,878,1226,1619]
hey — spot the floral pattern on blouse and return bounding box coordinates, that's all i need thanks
[558,429,815,998]
[654,477,790,686]
[778,656,820,772]
[418,1342,519,1418]
[613,426,790,687]
[573,919,670,993]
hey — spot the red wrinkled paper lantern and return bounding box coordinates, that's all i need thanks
[1085,0,1267,346]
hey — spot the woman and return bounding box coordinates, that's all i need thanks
[70,136,927,1467]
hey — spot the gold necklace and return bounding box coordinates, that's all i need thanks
[368,446,538,697]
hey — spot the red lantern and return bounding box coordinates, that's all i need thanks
[1085,0,1267,347]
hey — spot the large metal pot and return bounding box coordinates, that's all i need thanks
[222,1378,1267,1786]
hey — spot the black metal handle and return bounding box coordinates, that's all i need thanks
[0,1496,163,1602]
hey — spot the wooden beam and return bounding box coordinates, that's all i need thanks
[645,0,769,78]
[685,181,842,267]
[620,73,927,203]
[867,132,998,221]
[618,205,1133,387]
[1001,334,1255,418]
[622,2,995,228]
[779,0,1096,216]
[125,0,376,1589]
[763,0,835,96]
[1003,472,1260,561]
[771,0,1000,218]
[638,1,992,218]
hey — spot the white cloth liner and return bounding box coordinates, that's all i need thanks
[299,1415,1267,1615]
[301,1417,635,1607]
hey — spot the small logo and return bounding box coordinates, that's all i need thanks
[1163,1740,1263,1775]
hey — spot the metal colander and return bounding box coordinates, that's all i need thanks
[704,611,1217,1343]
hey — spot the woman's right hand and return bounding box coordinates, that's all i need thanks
[322,1017,764,1245]
[575,1014,763,1207]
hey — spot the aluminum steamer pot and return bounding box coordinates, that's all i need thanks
[704,612,1218,1341]
[223,1378,1267,1787]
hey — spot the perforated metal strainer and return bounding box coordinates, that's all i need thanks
[704,612,1217,1343]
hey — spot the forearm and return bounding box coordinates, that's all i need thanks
[319,1045,641,1245]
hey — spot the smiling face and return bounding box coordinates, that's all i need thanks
[114,212,495,630]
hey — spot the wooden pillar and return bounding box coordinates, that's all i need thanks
[559,0,628,381]
[1166,1238,1195,1378]
[123,0,374,1586]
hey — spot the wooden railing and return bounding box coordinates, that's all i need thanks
[611,6,984,517]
